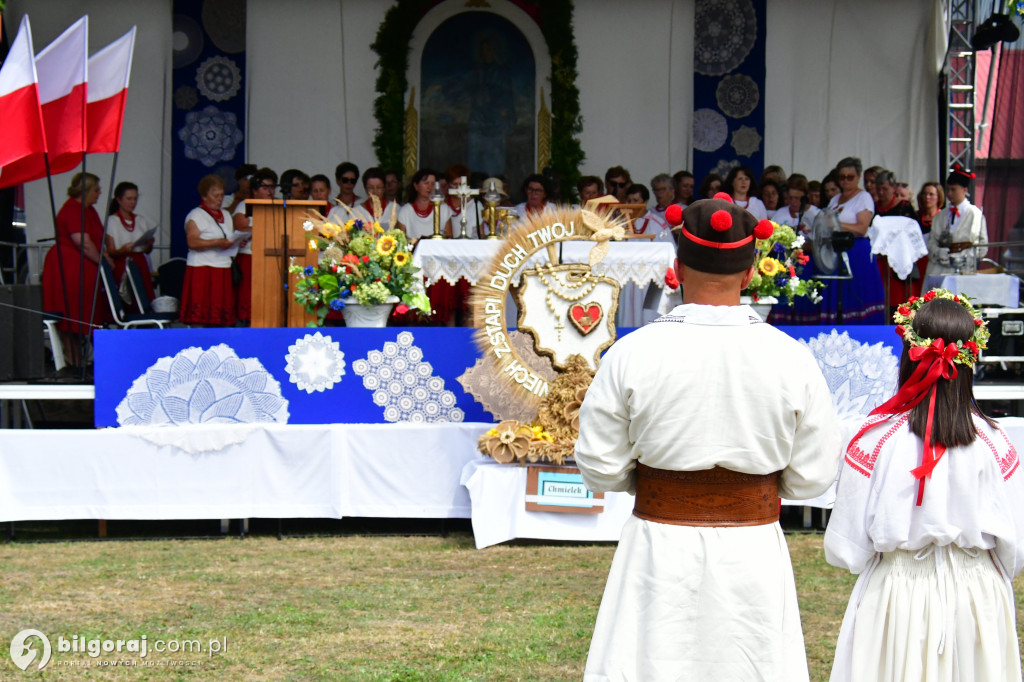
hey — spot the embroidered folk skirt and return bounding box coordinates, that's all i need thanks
[831,546,1022,682]
[181,265,236,326]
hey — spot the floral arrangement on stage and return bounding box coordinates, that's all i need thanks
[477,356,593,465]
[743,221,825,306]
[289,214,431,325]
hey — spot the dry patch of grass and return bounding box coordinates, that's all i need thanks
[0,533,1020,680]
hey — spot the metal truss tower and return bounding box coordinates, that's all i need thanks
[946,0,976,173]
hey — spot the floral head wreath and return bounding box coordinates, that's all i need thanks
[892,288,989,368]
[850,288,991,507]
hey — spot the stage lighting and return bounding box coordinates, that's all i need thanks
[972,13,1020,51]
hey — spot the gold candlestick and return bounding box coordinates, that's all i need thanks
[429,181,445,239]
[496,208,512,239]
[483,181,500,239]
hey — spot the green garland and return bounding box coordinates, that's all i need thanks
[370,0,584,201]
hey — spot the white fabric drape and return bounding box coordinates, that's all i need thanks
[765,0,943,189]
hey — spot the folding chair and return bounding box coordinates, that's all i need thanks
[99,260,175,329]
[125,259,178,321]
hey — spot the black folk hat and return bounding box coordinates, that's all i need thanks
[667,193,773,274]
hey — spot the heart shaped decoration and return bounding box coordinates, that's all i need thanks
[568,302,603,336]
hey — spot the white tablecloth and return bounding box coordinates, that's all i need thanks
[460,459,635,549]
[921,273,1020,308]
[0,422,490,522]
[413,239,681,326]
[413,239,677,288]
[459,418,1024,548]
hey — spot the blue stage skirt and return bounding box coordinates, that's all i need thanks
[771,237,886,325]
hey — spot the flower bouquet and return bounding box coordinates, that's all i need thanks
[743,221,824,306]
[289,215,431,325]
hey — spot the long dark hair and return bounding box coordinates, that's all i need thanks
[899,298,995,446]
[405,168,439,204]
[108,181,138,217]
[724,165,758,198]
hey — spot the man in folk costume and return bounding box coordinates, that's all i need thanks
[925,165,988,278]
[575,194,841,682]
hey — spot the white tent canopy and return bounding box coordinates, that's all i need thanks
[4,0,944,270]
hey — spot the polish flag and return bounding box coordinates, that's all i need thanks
[35,16,89,177]
[87,26,135,153]
[0,16,47,189]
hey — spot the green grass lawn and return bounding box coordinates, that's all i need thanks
[0,532,1020,680]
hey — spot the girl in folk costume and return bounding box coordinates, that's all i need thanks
[825,290,1024,682]
[105,182,156,301]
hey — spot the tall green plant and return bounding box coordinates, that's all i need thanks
[370,0,584,201]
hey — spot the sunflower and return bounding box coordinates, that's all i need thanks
[393,251,410,267]
[376,235,397,257]
[758,257,783,277]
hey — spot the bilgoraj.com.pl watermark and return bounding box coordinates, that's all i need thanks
[9,629,227,671]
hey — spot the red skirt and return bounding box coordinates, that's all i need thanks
[181,265,236,326]
[877,255,928,309]
[41,243,111,334]
[235,253,252,322]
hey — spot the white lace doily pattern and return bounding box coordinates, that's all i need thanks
[716,74,760,118]
[694,0,757,76]
[351,331,465,423]
[713,159,741,179]
[116,344,290,426]
[177,104,244,168]
[195,55,241,102]
[692,108,729,152]
[414,241,675,289]
[284,332,346,394]
[458,331,556,422]
[801,330,899,419]
[731,125,762,158]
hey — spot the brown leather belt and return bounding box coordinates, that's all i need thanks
[633,463,780,527]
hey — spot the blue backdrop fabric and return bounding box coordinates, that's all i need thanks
[94,325,901,428]
[170,0,247,258]
[692,0,767,184]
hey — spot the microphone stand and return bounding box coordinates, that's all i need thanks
[280,183,291,326]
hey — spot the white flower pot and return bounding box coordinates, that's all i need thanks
[740,295,777,321]
[341,301,395,328]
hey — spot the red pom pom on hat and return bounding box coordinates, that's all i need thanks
[713,192,733,203]
[753,219,774,240]
[710,209,733,232]
[665,204,683,226]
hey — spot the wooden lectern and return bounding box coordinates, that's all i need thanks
[246,199,325,327]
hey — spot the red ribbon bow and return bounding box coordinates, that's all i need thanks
[849,339,959,505]
[950,205,960,219]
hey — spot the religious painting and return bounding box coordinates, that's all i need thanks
[420,12,535,187]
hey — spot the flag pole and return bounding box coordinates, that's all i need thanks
[77,150,90,378]
[42,153,74,369]
[88,150,119,332]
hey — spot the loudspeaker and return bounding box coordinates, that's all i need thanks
[0,286,13,380]
[13,285,44,379]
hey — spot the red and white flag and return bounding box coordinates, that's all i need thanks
[35,16,89,178]
[0,16,47,189]
[87,26,135,153]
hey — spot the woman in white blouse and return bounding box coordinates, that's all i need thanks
[817,157,885,323]
[395,167,451,243]
[723,166,768,220]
